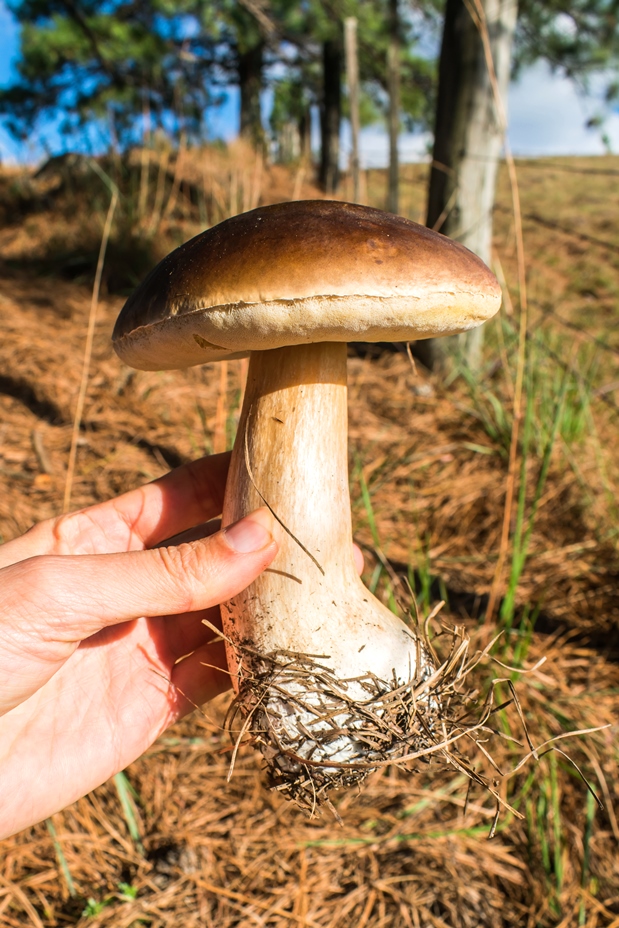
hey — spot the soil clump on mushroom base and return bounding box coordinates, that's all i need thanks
[224,600,477,818]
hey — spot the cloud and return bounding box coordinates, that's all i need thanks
[507,61,619,156]
[341,125,432,170]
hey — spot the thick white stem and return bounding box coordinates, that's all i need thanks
[222,342,420,688]
[220,344,434,803]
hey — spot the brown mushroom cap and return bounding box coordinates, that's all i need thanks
[113,200,502,371]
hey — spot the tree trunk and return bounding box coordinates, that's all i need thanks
[387,0,400,214]
[319,36,342,194]
[239,39,265,151]
[418,0,517,372]
[344,18,360,202]
[298,104,312,162]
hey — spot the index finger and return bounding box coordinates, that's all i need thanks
[0,453,231,565]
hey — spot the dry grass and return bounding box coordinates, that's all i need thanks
[1,631,616,927]
[0,148,618,926]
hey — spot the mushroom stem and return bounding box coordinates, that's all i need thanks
[221,343,431,801]
[223,341,359,645]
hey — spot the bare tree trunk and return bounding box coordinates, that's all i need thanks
[387,0,400,214]
[344,18,360,202]
[320,36,342,194]
[418,0,517,372]
[239,39,265,151]
[299,104,312,162]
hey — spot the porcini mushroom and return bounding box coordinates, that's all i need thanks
[113,200,501,807]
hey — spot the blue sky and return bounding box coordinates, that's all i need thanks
[1,1,618,166]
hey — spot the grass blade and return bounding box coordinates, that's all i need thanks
[113,771,143,852]
[46,818,76,898]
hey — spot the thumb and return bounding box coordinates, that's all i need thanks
[9,508,278,642]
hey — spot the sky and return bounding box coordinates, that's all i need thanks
[1,1,618,166]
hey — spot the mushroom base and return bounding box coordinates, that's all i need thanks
[225,642,446,813]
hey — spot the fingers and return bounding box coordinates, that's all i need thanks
[353,544,364,576]
[0,509,278,713]
[0,453,231,566]
[17,509,277,638]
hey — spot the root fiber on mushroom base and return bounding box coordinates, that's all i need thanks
[222,609,547,824]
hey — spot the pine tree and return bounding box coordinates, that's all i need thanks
[0,1,224,145]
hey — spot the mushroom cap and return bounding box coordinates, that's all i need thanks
[113,200,502,371]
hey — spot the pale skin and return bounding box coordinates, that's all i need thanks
[0,452,364,840]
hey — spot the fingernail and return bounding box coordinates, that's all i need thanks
[224,509,274,553]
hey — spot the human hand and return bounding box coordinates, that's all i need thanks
[0,453,278,839]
